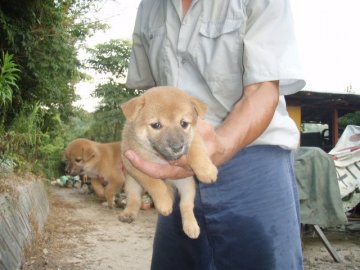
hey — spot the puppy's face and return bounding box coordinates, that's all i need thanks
[121,87,207,161]
[64,139,98,175]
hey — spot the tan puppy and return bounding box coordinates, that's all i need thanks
[64,138,125,208]
[119,86,217,239]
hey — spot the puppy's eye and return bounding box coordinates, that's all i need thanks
[180,120,189,129]
[75,158,82,163]
[150,122,162,129]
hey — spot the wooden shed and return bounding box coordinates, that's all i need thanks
[285,90,360,152]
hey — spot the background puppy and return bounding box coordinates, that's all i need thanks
[119,86,217,239]
[64,138,125,208]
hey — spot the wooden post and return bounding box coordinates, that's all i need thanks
[332,109,339,146]
[313,225,342,263]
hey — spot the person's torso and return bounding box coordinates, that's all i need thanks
[136,0,300,149]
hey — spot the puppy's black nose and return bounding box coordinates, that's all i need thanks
[170,143,184,153]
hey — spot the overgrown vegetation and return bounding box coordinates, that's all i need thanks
[0,52,19,124]
[0,0,138,179]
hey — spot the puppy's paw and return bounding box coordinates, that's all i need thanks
[154,199,173,216]
[183,220,200,239]
[195,164,218,184]
[102,201,114,209]
[118,211,137,223]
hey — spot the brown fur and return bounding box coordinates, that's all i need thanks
[119,86,217,239]
[64,138,125,208]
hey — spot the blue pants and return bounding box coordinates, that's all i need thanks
[151,145,304,270]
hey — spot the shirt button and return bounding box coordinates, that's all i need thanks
[149,34,154,40]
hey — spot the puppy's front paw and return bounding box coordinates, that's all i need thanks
[154,198,173,216]
[102,201,114,209]
[183,220,200,239]
[118,211,137,223]
[195,164,218,184]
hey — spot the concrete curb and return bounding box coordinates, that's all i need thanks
[0,180,49,270]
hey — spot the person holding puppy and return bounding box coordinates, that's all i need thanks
[125,0,305,269]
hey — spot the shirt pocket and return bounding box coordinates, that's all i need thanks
[194,19,244,110]
[143,25,166,58]
[196,19,242,72]
[142,25,168,84]
[199,19,242,38]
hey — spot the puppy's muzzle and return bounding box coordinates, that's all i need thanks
[65,164,83,176]
[169,142,185,154]
[152,137,188,161]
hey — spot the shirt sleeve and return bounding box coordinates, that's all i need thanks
[126,2,156,90]
[242,0,306,95]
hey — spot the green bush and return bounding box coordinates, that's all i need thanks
[0,51,19,107]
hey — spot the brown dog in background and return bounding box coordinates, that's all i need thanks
[119,86,217,239]
[64,138,125,208]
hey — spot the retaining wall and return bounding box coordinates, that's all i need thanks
[0,180,49,270]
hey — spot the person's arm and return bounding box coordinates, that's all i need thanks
[211,80,279,165]
[124,80,279,179]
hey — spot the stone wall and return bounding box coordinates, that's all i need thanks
[0,180,49,270]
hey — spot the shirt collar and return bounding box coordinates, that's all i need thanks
[171,0,200,20]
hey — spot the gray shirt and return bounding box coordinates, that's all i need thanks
[126,0,306,149]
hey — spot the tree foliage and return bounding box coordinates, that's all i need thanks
[86,39,140,142]
[0,52,19,107]
[87,39,132,79]
[0,0,106,177]
[339,112,360,129]
[0,0,106,128]
[0,52,19,126]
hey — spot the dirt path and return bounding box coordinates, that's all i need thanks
[22,186,157,270]
[22,186,360,270]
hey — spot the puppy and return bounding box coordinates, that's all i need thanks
[64,138,125,208]
[119,86,217,239]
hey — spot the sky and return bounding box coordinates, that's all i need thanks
[75,0,360,111]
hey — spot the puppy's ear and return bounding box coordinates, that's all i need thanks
[121,96,145,121]
[190,97,208,118]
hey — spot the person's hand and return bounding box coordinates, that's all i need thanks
[125,150,194,179]
[124,118,226,180]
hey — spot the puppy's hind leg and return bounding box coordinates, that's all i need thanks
[119,175,143,223]
[91,177,106,200]
[131,170,174,216]
[104,175,124,209]
[170,177,200,239]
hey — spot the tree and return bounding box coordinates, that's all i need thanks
[0,0,106,129]
[339,112,360,129]
[86,39,140,142]
[87,39,132,79]
[0,0,107,177]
